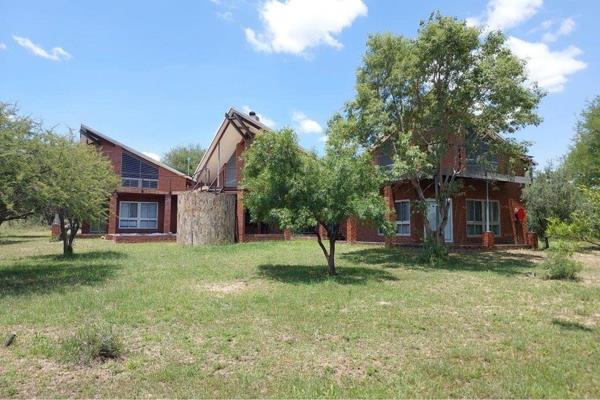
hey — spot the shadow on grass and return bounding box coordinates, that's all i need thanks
[0,233,49,245]
[257,263,399,285]
[552,318,595,332]
[341,247,539,276]
[0,251,125,297]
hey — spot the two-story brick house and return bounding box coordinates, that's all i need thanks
[79,125,194,242]
[347,134,534,247]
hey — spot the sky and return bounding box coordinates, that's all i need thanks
[1,0,598,166]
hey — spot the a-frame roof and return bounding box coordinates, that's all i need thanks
[193,107,271,180]
[80,124,194,180]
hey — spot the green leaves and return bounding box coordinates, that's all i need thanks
[162,144,206,176]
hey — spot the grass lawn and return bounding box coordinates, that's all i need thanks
[1,227,599,398]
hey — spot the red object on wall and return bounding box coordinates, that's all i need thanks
[515,207,526,222]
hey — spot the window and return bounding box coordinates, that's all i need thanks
[394,200,411,236]
[375,141,394,170]
[467,200,500,236]
[119,202,158,229]
[378,200,411,236]
[225,153,237,187]
[121,152,159,189]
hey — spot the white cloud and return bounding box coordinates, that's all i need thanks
[469,0,543,31]
[12,35,71,61]
[244,0,367,55]
[217,11,233,22]
[142,152,161,161]
[241,105,276,128]
[318,135,328,143]
[292,111,323,134]
[507,36,587,92]
[542,17,575,43]
[0,43,6,50]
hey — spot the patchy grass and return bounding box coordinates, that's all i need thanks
[1,227,599,398]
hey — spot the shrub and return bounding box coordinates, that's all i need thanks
[60,322,123,365]
[418,240,449,264]
[541,241,583,280]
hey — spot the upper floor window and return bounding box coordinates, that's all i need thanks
[121,152,159,189]
[466,131,498,172]
[375,141,394,170]
[225,153,237,187]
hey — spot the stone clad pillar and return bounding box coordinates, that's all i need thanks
[237,191,246,243]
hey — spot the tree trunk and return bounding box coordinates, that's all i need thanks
[327,237,337,276]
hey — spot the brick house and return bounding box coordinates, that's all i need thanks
[347,136,534,248]
[78,125,194,243]
[194,108,534,248]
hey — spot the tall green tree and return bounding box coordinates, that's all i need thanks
[522,164,577,248]
[548,186,600,248]
[564,96,600,187]
[0,103,47,225]
[343,13,543,245]
[162,144,205,176]
[40,134,119,255]
[243,123,391,275]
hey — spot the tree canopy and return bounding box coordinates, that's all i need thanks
[564,96,600,187]
[341,13,543,245]
[162,144,206,176]
[0,103,48,225]
[242,122,391,275]
[522,165,577,248]
[41,134,119,255]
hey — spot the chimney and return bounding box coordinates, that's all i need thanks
[248,111,260,122]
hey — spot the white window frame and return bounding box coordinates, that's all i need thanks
[121,177,159,189]
[394,200,411,236]
[379,199,411,236]
[466,199,500,237]
[118,201,158,229]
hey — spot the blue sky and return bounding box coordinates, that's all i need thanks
[1,0,598,166]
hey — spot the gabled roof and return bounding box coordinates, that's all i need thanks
[194,107,271,178]
[80,124,194,181]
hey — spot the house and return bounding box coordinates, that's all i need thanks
[193,108,534,248]
[78,125,195,242]
[192,108,287,242]
[346,135,535,248]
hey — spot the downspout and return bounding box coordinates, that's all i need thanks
[485,171,490,232]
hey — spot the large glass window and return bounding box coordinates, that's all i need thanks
[119,202,158,229]
[467,200,500,236]
[121,152,159,188]
[394,200,411,236]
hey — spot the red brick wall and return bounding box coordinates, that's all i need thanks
[90,136,192,192]
[355,178,526,246]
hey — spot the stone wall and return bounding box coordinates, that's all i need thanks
[177,191,236,245]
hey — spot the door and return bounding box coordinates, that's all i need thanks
[425,199,453,243]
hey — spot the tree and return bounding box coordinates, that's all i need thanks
[564,96,600,187]
[522,164,577,248]
[162,144,205,176]
[40,134,118,255]
[0,103,47,225]
[343,13,543,246]
[242,123,391,275]
[548,186,600,248]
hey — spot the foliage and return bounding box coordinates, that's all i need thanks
[60,321,123,365]
[40,134,118,255]
[243,123,392,275]
[162,144,205,176]
[0,103,48,225]
[564,96,600,187]
[342,13,543,245]
[522,165,577,248]
[541,241,583,280]
[417,239,449,265]
[547,186,600,247]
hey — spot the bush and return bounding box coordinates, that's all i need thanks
[60,322,123,365]
[541,241,583,280]
[418,240,449,264]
